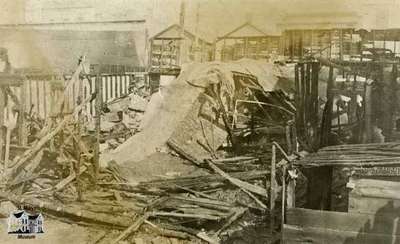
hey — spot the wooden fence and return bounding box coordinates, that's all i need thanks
[65,74,135,117]
[10,73,136,119]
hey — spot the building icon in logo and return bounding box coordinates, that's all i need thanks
[7,210,44,234]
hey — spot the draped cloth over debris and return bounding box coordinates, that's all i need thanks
[103,60,293,165]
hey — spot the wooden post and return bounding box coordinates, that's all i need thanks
[311,62,319,148]
[304,63,311,129]
[19,81,27,146]
[389,63,398,141]
[281,164,287,239]
[320,66,334,147]
[364,81,372,143]
[294,65,301,137]
[75,126,82,201]
[36,79,41,117]
[270,144,276,237]
[0,87,5,163]
[285,124,292,154]
[94,71,102,182]
[300,63,306,139]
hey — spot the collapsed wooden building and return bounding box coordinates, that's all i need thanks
[5,6,400,243]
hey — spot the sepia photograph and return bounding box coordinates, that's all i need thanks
[0,0,399,243]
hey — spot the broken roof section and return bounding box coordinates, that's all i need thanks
[150,24,212,45]
[218,22,280,40]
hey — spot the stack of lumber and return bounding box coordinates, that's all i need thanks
[0,152,268,243]
[295,142,400,166]
[111,169,268,195]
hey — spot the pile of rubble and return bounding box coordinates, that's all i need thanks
[0,59,296,243]
[99,91,149,153]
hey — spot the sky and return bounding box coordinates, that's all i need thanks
[1,0,400,40]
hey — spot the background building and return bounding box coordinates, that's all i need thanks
[215,22,281,62]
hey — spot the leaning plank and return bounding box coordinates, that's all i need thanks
[240,188,267,210]
[207,160,267,197]
[151,211,222,221]
[7,150,44,188]
[212,156,256,163]
[283,224,400,244]
[110,213,149,244]
[286,208,400,236]
[214,207,247,236]
[174,184,218,200]
[54,165,87,191]
[5,117,68,180]
[167,139,202,166]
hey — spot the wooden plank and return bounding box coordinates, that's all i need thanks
[286,208,400,235]
[349,178,400,200]
[349,193,400,215]
[283,224,400,244]
[207,160,268,197]
[110,213,149,244]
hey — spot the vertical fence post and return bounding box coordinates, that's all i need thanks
[94,71,102,182]
[18,80,27,146]
[0,87,5,163]
[320,65,334,148]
